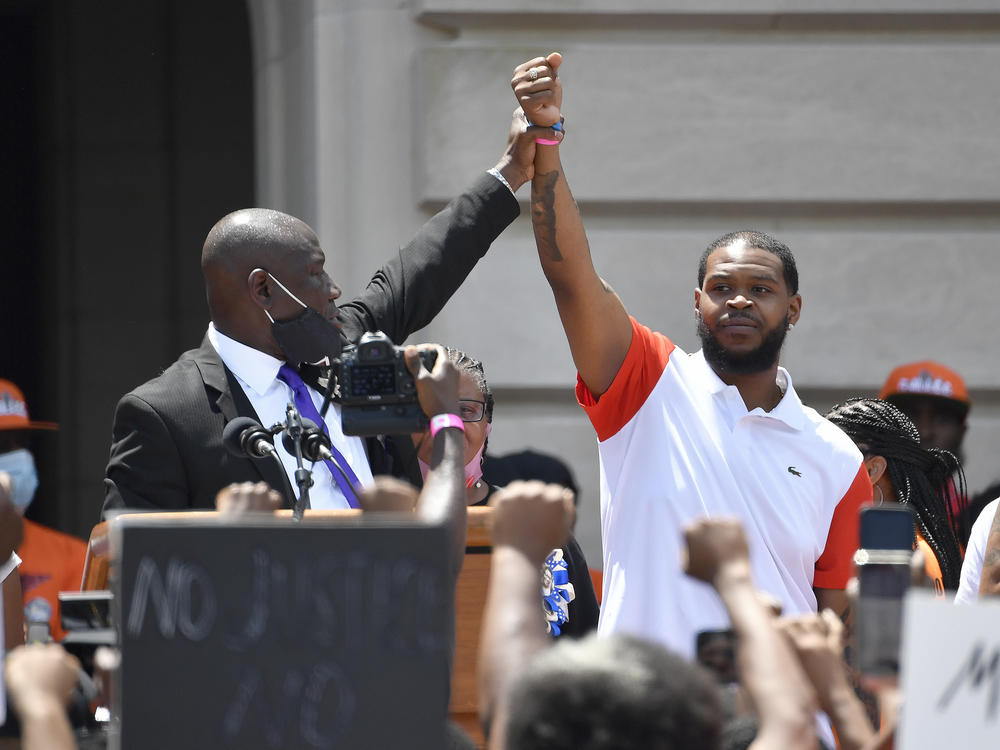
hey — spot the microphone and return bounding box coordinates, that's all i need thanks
[222,417,277,459]
[281,418,334,463]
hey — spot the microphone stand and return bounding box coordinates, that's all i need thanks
[264,446,299,514]
[223,417,299,511]
[297,420,359,501]
[283,402,312,521]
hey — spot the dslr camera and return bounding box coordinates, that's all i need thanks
[334,331,437,436]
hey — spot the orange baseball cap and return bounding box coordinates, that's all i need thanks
[879,361,970,410]
[0,380,58,431]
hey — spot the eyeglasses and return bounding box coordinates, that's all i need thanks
[458,399,487,423]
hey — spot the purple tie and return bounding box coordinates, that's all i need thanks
[277,364,361,509]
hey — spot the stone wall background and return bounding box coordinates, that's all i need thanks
[250,0,1000,567]
[17,1,996,555]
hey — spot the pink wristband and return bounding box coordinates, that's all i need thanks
[430,413,465,438]
[532,119,563,146]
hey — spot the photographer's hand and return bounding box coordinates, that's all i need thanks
[404,345,466,578]
[404,345,460,418]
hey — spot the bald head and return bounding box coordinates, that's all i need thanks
[203,207,318,280]
[202,208,320,316]
[200,208,336,355]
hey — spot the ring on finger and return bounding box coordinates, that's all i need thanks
[528,67,540,81]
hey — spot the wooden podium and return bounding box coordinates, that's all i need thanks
[82,507,493,748]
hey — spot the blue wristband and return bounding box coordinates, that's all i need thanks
[526,119,563,131]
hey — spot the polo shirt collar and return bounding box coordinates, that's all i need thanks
[692,349,807,431]
[207,322,285,397]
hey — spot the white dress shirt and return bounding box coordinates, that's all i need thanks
[208,323,373,509]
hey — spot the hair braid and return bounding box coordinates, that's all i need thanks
[444,347,493,423]
[926,447,970,543]
[826,398,964,589]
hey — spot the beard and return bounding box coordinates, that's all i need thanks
[698,313,788,376]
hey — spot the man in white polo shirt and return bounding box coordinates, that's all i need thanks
[513,53,871,658]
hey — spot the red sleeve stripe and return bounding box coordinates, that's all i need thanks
[814,463,873,589]
[575,317,676,442]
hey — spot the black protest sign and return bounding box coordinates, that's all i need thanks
[111,515,452,750]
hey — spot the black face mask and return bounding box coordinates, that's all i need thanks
[259,270,343,365]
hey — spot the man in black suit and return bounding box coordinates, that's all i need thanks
[103,114,565,514]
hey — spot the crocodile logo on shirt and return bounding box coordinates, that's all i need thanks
[787,466,802,477]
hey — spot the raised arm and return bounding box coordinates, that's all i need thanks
[778,611,876,750]
[978,500,1000,597]
[4,644,81,750]
[405,346,467,579]
[338,112,543,345]
[478,481,575,749]
[514,53,633,396]
[684,518,818,750]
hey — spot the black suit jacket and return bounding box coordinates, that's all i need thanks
[103,173,519,514]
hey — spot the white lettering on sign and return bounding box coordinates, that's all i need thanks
[221,662,356,748]
[126,557,216,641]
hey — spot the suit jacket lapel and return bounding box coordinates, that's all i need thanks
[190,335,293,508]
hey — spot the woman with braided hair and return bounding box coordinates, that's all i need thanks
[402,346,600,637]
[826,397,966,592]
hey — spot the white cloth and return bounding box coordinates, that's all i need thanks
[208,323,373,509]
[486,167,516,196]
[955,497,1000,604]
[0,551,20,583]
[0,552,21,726]
[579,318,869,660]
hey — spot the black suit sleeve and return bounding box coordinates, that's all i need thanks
[338,172,520,344]
[103,393,192,512]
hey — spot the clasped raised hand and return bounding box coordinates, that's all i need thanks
[511,52,563,128]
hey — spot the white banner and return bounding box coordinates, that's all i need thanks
[899,590,1000,748]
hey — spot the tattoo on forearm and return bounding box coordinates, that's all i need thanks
[839,603,854,642]
[984,546,1000,567]
[983,511,1000,567]
[531,170,562,262]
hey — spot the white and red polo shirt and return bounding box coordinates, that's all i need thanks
[578,317,871,659]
